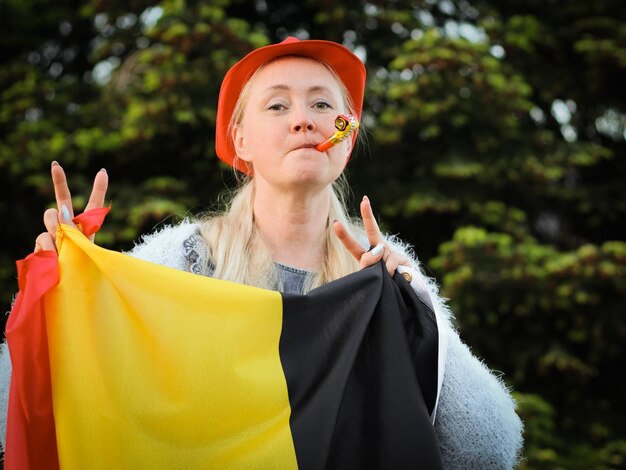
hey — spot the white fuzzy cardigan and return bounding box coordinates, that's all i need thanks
[0,222,523,468]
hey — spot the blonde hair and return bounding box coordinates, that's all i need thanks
[199,56,365,293]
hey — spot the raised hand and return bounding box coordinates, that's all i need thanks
[333,195,410,275]
[34,161,108,253]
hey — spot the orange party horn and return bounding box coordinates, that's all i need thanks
[315,114,359,152]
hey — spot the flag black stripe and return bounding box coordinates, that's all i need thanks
[279,262,443,470]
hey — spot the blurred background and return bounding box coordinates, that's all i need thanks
[1,0,625,467]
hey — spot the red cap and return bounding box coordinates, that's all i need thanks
[215,37,366,174]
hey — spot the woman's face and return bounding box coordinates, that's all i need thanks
[233,57,352,192]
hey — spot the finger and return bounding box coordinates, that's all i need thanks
[85,169,108,212]
[43,208,59,239]
[383,252,410,276]
[51,161,74,219]
[34,233,56,253]
[360,196,383,247]
[333,220,369,260]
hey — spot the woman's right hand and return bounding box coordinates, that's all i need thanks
[34,161,109,253]
[333,195,411,276]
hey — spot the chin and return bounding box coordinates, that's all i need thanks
[281,167,335,191]
[255,160,343,192]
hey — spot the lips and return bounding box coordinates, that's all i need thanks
[293,143,320,151]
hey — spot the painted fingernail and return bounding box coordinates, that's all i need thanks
[371,243,384,256]
[51,161,59,167]
[61,204,71,222]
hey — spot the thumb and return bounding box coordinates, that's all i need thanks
[360,243,384,268]
[59,204,75,227]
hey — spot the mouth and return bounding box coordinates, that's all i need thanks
[294,144,320,151]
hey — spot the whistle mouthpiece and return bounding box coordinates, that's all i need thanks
[315,114,359,152]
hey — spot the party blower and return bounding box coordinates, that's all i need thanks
[315,114,359,152]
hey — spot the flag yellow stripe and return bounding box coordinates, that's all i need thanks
[47,225,298,469]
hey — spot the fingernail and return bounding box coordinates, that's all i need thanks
[100,168,107,173]
[363,195,369,203]
[371,243,384,256]
[51,161,59,167]
[61,204,71,222]
[333,219,338,224]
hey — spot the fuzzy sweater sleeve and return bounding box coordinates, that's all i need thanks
[434,325,523,469]
[404,274,523,468]
[0,342,11,450]
[125,221,202,269]
[387,236,523,469]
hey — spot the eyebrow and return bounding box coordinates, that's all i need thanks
[263,84,334,94]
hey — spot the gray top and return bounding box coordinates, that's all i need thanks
[276,262,314,295]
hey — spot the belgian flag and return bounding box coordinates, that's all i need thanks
[5,210,442,469]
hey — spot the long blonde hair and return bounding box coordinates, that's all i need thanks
[199,56,365,292]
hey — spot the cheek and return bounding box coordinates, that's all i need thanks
[328,139,352,166]
[242,122,278,154]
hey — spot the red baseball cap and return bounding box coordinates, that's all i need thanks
[215,37,366,174]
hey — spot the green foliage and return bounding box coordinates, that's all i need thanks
[431,228,626,467]
[516,392,626,469]
[1,0,624,466]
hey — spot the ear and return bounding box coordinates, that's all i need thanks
[232,125,252,163]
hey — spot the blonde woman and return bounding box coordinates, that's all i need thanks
[0,38,523,468]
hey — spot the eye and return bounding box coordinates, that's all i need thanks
[267,103,287,111]
[313,100,333,110]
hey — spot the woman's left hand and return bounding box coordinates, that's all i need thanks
[333,195,411,276]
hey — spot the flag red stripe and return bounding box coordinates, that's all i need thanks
[5,208,109,469]
[5,251,60,470]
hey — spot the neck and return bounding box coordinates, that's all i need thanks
[252,181,331,271]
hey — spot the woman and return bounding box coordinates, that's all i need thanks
[0,37,523,468]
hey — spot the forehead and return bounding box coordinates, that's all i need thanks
[248,56,344,97]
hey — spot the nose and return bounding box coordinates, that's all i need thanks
[290,108,316,133]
